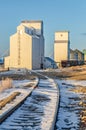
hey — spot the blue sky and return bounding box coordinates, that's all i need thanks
[0,0,86,57]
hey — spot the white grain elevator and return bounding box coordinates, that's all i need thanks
[5,20,44,70]
[54,31,70,66]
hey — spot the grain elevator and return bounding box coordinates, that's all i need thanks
[5,20,44,70]
[54,31,70,66]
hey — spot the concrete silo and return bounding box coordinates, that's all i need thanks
[54,31,70,66]
[5,20,44,70]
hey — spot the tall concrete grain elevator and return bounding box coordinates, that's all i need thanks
[54,31,70,66]
[5,20,44,70]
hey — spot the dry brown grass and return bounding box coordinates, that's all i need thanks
[64,65,86,80]
[79,103,86,127]
[0,92,20,109]
[68,83,86,128]
[70,85,86,93]
[40,65,86,80]
[0,78,13,93]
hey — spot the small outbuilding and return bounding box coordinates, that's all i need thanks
[43,57,57,69]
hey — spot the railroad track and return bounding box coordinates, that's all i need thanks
[0,71,59,130]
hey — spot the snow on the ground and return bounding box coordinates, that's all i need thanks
[0,79,31,100]
[55,79,86,130]
[35,68,62,73]
[0,68,28,75]
[36,79,59,130]
[0,79,36,117]
[64,80,86,86]
[0,79,58,130]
